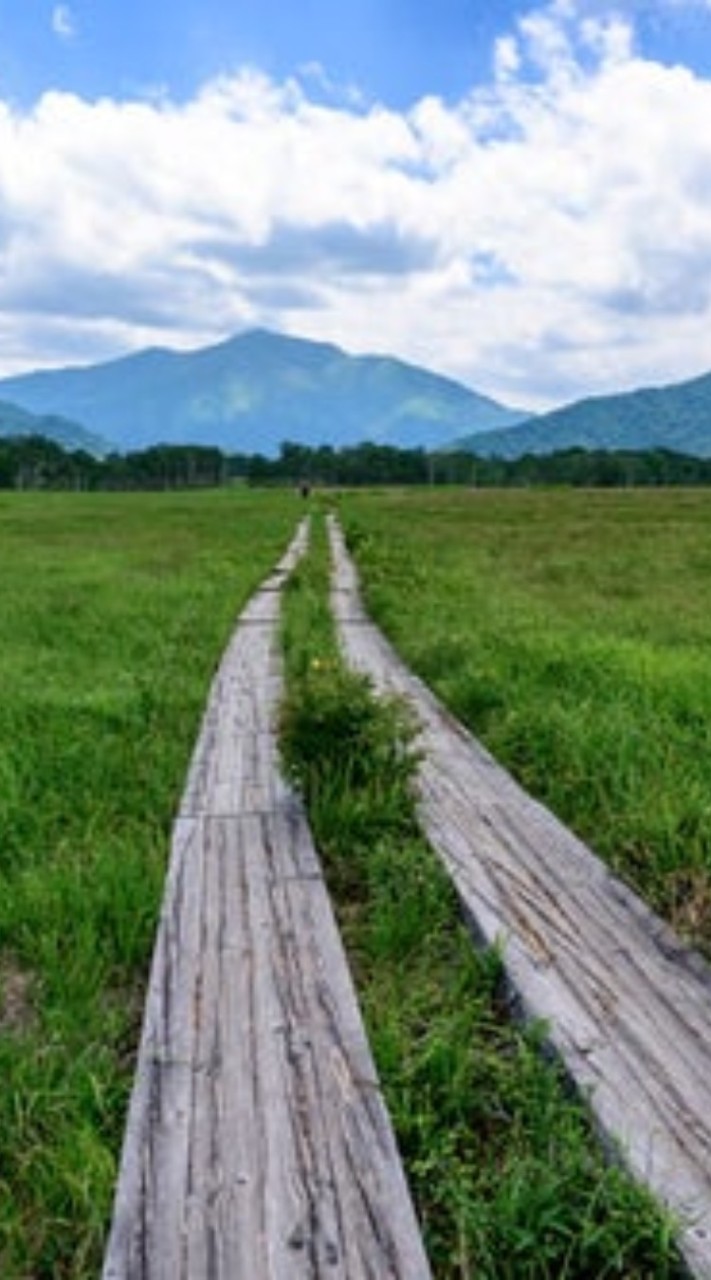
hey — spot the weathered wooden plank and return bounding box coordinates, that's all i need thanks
[102,815,204,1279]
[103,521,431,1279]
[329,513,711,1279]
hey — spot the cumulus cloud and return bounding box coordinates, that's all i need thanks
[3,2,711,407]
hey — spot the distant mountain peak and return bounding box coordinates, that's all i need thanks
[0,330,527,455]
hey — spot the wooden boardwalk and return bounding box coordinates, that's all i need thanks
[329,514,711,1279]
[103,522,431,1280]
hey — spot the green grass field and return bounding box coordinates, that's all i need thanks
[338,487,711,955]
[0,490,297,1278]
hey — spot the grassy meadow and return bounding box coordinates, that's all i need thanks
[0,489,297,1278]
[337,486,711,954]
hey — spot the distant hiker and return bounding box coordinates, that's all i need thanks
[299,480,311,499]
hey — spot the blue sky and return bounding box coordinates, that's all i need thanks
[1,2,516,107]
[2,1,711,407]
[4,1,711,107]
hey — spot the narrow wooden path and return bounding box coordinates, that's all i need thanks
[329,514,711,1279]
[103,521,431,1280]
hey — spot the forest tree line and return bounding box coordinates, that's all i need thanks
[3,432,711,490]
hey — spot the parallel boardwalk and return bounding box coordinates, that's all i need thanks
[103,522,431,1280]
[329,515,711,1279]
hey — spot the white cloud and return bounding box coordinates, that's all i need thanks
[51,5,76,41]
[2,3,711,408]
[495,36,523,81]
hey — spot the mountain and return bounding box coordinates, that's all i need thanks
[456,369,711,459]
[0,399,109,455]
[0,330,527,455]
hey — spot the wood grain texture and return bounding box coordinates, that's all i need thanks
[329,513,711,1279]
[103,521,431,1280]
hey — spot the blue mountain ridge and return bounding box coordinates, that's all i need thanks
[456,370,711,459]
[0,329,528,455]
[0,399,110,455]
